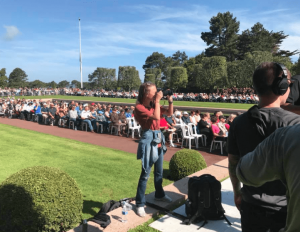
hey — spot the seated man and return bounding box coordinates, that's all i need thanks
[40,103,49,124]
[48,103,57,126]
[160,116,177,147]
[181,111,191,124]
[198,112,212,144]
[68,105,79,130]
[217,115,229,136]
[125,108,132,118]
[110,107,126,136]
[80,104,95,133]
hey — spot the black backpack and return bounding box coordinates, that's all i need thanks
[184,174,231,227]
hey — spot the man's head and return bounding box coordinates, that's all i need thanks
[183,111,189,117]
[253,62,291,98]
[43,103,47,107]
[50,103,54,108]
[83,104,89,110]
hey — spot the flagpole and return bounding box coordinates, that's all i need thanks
[79,18,83,89]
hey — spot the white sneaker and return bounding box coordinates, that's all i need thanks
[170,143,177,148]
[154,195,173,203]
[136,207,146,217]
[75,126,77,131]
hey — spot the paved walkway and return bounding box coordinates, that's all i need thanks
[0,117,226,166]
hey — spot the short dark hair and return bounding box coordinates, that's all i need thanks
[253,62,282,96]
[211,115,218,123]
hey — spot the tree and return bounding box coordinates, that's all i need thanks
[144,68,161,85]
[172,50,188,66]
[169,67,188,91]
[48,81,57,89]
[201,12,240,61]
[0,68,8,88]
[237,23,298,59]
[57,80,70,88]
[88,68,117,90]
[144,74,155,83]
[71,80,81,88]
[8,68,28,88]
[200,56,227,92]
[118,66,141,91]
[28,80,46,88]
[291,56,300,76]
[142,52,166,70]
[227,60,245,87]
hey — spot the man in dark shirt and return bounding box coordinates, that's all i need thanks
[228,62,300,232]
[40,103,49,124]
[281,74,300,114]
[181,112,191,124]
[48,103,57,126]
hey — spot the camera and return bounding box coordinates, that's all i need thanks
[157,88,173,97]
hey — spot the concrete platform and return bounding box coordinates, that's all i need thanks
[149,178,241,232]
[68,159,230,232]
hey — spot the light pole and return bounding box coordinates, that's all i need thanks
[79,18,83,89]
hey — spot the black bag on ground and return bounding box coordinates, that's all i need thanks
[91,197,135,228]
[184,174,231,227]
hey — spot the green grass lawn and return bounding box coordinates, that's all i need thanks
[0,124,173,220]
[19,95,253,110]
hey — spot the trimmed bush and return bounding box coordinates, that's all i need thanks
[0,166,83,232]
[169,149,207,180]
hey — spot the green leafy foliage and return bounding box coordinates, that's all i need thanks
[169,67,188,91]
[117,66,141,91]
[0,166,83,232]
[201,12,240,61]
[88,67,117,90]
[57,80,70,88]
[169,149,207,180]
[8,68,28,88]
[0,68,8,88]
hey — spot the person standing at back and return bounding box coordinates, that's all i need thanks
[228,62,300,232]
[134,82,173,217]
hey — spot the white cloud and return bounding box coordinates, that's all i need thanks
[3,25,20,41]
[258,9,289,15]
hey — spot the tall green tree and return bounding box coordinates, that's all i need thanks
[169,67,188,91]
[71,80,81,88]
[144,68,161,85]
[88,68,117,90]
[237,23,298,59]
[142,52,166,70]
[200,56,227,92]
[0,68,8,88]
[172,50,188,66]
[227,60,246,87]
[57,80,70,88]
[48,81,57,89]
[8,68,28,88]
[201,12,240,61]
[291,56,300,76]
[144,74,155,83]
[118,66,141,91]
[28,80,46,88]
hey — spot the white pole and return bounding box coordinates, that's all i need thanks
[79,18,83,89]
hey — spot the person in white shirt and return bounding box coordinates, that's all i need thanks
[81,104,94,133]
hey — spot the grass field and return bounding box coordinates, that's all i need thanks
[0,124,173,220]
[19,95,253,110]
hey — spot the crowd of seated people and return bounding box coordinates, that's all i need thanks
[0,97,238,152]
[0,87,258,104]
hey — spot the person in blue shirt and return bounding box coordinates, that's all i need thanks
[125,108,132,118]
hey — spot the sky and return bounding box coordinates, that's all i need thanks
[0,0,300,84]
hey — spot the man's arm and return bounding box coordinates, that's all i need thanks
[228,154,242,210]
[236,131,284,187]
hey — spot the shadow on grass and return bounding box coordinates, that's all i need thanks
[163,168,172,180]
[83,200,103,217]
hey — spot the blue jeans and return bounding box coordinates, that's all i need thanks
[136,148,165,207]
[83,119,94,131]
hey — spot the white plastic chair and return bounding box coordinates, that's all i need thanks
[127,118,141,138]
[210,137,226,155]
[181,125,195,149]
[188,124,203,149]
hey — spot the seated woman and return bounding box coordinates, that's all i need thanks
[90,106,98,130]
[210,115,227,142]
[159,116,177,147]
